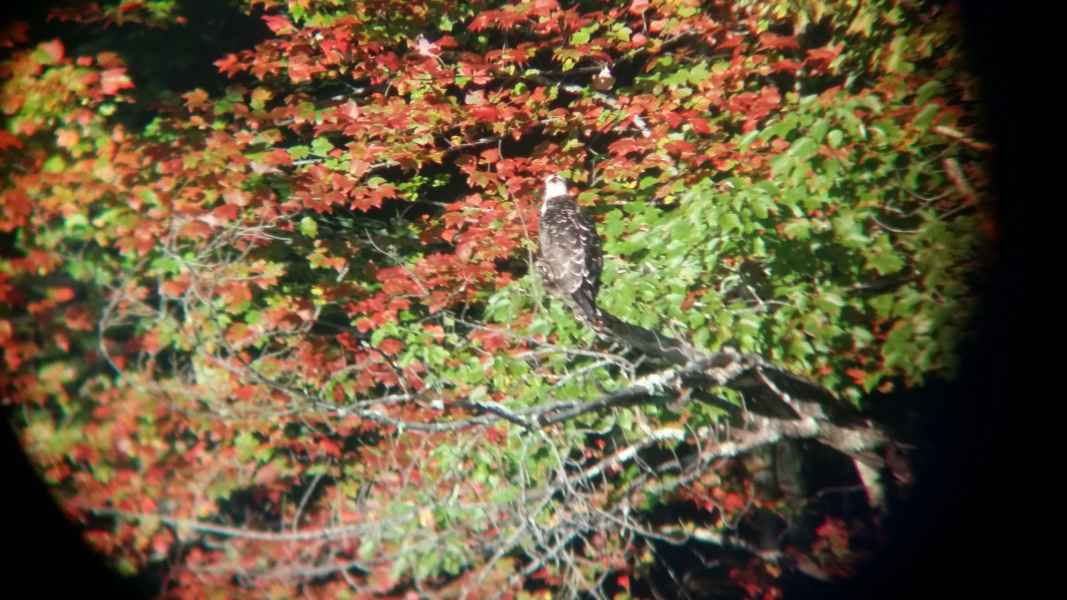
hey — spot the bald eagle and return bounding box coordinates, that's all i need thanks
[537,175,604,326]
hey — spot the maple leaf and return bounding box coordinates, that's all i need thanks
[378,338,404,356]
[56,129,79,148]
[37,39,65,64]
[760,33,800,50]
[213,53,243,77]
[183,89,210,111]
[469,105,499,122]
[100,68,133,94]
[262,14,296,35]
[608,137,644,157]
[629,0,650,14]
[806,44,844,66]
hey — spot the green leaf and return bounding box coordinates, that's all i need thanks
[789,137,817,159]
[570,23,599,45]
[235,431,259,462]
[867,249,905,275]
[44,155,67,173]
[718,211,741,233]
[915,80,945,105]
[299,216,318,238]
[311,137,335,156]
[737,129,760,150]
[809,119,830,144]
[814,292,844,317]
[832,214,870,247]
[782,220,811,240]
[913,104,939,132]
[688,62,710,84]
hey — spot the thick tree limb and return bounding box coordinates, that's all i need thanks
[586,308,899,510]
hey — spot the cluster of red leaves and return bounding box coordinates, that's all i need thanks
[728,558,786,600]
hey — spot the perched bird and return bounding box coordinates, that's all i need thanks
[537,174,604,326]
[591,64,615,92]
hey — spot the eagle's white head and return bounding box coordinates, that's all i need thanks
[543,174,568,200]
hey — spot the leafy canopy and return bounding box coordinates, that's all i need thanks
[1,0,989,597]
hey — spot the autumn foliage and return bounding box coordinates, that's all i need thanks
[2,0,989,597]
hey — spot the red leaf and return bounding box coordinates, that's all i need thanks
[688,116,712,134]
[161,277,189,298]
[369,565,396,592]
[38,39,65,64]
[214,53,243,77]
[222,188,249,206]
[262,14,296,35]
[233,385,256,401]
[470,105,499,122]
[760,33,800,51]
[64,306,93,331]
[845,368,866,385]
[0,131,22,151]
[724,492,746,512]
[608,137,642,157]
[220,282,252,308]
[664,139,695,157]
[100,68,133,94]
[806,44,843,66]
[471,329,508,352]
[485,426,505,444]
[119,1,146,14]
[141,329,161,354]
[772,59,804,74]
[338,99,361,120]
[211,203,239,223]
[51,287,75,302]
[379,338,404,356]
[629,0,650,14]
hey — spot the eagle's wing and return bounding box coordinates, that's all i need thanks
[538,195,603,323]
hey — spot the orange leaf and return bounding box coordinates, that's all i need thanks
[183,89,210,111]
[56,129,79,149]
[379,338,404,356]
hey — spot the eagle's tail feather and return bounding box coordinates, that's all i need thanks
[571,292,603,327]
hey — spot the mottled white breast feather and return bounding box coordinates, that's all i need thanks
[537,175,604,325]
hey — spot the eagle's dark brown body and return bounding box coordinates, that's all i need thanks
[537,175,603,325]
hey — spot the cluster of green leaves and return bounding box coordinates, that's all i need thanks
[2,0,989,597]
